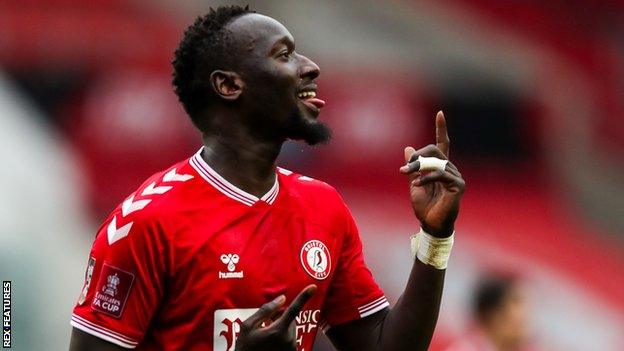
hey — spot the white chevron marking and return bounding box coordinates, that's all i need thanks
[107,216,133,245]
[141,182,172,196]
[163,168,194,182]
[121,195,151,217]
[107,170,187,244]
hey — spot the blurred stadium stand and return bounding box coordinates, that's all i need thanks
[1,0,623,350]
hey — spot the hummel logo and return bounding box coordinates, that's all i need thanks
[219,254,244,279]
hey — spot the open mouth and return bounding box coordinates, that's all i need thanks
[297,89,326,113]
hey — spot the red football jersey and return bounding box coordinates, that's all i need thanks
[71,148,388,350]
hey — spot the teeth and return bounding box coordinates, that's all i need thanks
[297,91,316,99]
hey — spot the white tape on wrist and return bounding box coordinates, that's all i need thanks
[417,156,448,172]
[410,228,454,269]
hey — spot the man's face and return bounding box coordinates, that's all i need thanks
[225,14,331,145]
[487,285,529,350]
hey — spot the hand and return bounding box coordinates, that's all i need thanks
[399,111,465,237]
[235,285,317,351]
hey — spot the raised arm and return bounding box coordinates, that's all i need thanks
[327,111,465,351]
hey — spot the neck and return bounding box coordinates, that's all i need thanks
[200,112,283,198]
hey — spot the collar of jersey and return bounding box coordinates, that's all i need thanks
[189,148,279,206]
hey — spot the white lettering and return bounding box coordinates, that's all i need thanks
[2,281,10,348]
[295,324,306,346]
[101,302,120,313]
[218,271,244,279]
[294,309,320,349]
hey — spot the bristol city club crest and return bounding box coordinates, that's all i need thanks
[300,240,331,280]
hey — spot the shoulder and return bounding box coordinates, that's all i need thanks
[278,167,344,204]
[129,161,196,213]
[277,167,350,225]
[100,160,197,245]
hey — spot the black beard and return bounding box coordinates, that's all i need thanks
[284,107,332,145]
[243,93,332,145]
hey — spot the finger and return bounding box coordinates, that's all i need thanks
[410,144,446,162]
[404,146,416,164]
[245,295,286,328]
[435,111,450,158]
[413,170,464,189]
[445,162,461,177]
[399,160,420,174]
[401,159,460,176]
[401,144,448,174]
[275,284,317,329]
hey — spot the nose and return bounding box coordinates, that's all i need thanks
[297,54,320,81]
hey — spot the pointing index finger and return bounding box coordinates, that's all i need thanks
[276,284,317,329]
[435,111,450,158]
[245,294,286,328]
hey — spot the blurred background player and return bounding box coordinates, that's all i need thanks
[445,275,532,351]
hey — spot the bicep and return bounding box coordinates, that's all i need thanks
[69,328,128,351]
[326,308,388,351]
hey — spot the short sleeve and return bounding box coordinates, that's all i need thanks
[321,205,388,328]
[71,211,166,349]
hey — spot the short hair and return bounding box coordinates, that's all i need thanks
[472,275,518,322]
[172,5,254,130]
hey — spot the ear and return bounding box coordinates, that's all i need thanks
[210,70,244,101]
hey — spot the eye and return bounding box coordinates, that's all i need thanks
[279,50,293,60]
